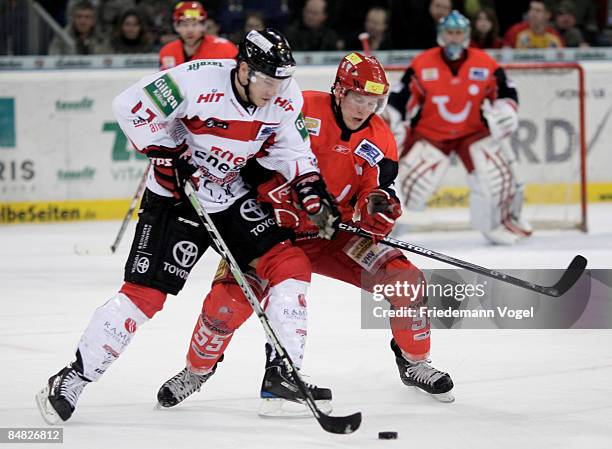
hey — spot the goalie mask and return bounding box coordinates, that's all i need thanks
[333,52,390,115]
[437,10,471,61]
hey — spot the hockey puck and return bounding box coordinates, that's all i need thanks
[378,431,398,440]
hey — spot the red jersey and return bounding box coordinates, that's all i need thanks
[503,22,564,49]
[397,47,515,143]
[159,35,238,70]
[301,91,398,224]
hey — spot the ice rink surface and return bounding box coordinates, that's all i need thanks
[1,205,611,448]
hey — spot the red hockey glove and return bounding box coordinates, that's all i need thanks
[140,140,199,199]
[360,189,402,240]
[257,174,302,229]
[291,173,340,239]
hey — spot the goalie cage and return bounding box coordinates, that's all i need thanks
[386,62,588,233]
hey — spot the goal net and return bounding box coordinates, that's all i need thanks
[387,62,588,232]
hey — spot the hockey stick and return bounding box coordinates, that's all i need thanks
[358,32,371,56]
[184,181,362,434]
[110,162,150,253]
[338,222,587,297]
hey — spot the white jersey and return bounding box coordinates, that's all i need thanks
[112,59,317,213]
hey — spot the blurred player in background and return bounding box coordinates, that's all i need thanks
[156,52,454,417]
[35,29,339,425]
[159,1,237,70]
[386,11,532,245]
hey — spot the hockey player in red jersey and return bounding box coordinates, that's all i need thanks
[159,1,237,70]
[35,29,340,425]
[386,11,532,245]
[156,52,455,416]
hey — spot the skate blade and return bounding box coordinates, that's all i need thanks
[258,398,332,418]
[419,387,455,403]
[35,385,61,425]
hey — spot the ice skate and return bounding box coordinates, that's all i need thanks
[157,355,223,408]
[391,339,454,403]
[35,360,90,424]
[259,344,332,417]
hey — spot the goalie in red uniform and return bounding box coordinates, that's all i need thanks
[386,11,532,245]
[156,52,455,416]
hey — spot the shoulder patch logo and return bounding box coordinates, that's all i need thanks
[304,117,321,136]
[255,124,279,141]
[469,67,489,81]
[421,68,439,81]
[294,113,309,141]
[161,56,176,69]
[144,74,184,117]
[354,139,384,166]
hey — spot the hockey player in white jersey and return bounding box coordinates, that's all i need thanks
[35,29,339,424]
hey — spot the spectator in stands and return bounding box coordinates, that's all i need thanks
[48,0,108,55]
[407,0,453,49]
[554,1,589,47]
[345,6,393,51]
[139,0,178,48]
[553,0,600,45]
[470,7,503,48]
[65,0,134,35]
[230,11,265,45]
[205,17,221,37]
[0,0,30,55]
[284,0,343,51]
[504,0,565,48]
[107,8,154,54]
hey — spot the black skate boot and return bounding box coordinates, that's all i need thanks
[390,339,454,402]
[259,343,332,417]
[35,354,91,424]
[157,355,224,408]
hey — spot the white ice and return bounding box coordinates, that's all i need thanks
[1,204,611,448]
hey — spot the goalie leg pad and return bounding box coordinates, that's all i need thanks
[399,140,451,211]
[468,137,532,241]
[76,293,149,381]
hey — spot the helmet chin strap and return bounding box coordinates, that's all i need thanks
[236,66,256,106]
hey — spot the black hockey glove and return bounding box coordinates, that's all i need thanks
[141,140,199,199]
[291,172,340,239]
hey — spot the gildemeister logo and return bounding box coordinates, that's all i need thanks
[55,97,94,111]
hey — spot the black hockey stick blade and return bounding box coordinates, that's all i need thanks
[544,255,588,297]
[317,411,362,434]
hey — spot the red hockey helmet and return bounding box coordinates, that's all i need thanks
[334,52,389,114]
[173,1,207,23]
[334,52,389,97]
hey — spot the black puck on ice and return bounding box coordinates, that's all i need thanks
[378,431,398,440]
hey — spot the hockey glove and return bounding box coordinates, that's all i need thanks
[291,173,340,239]
[140,140,199,199]
[482,99,518,141]
[360,189,402,241]
[257,174,302,229]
